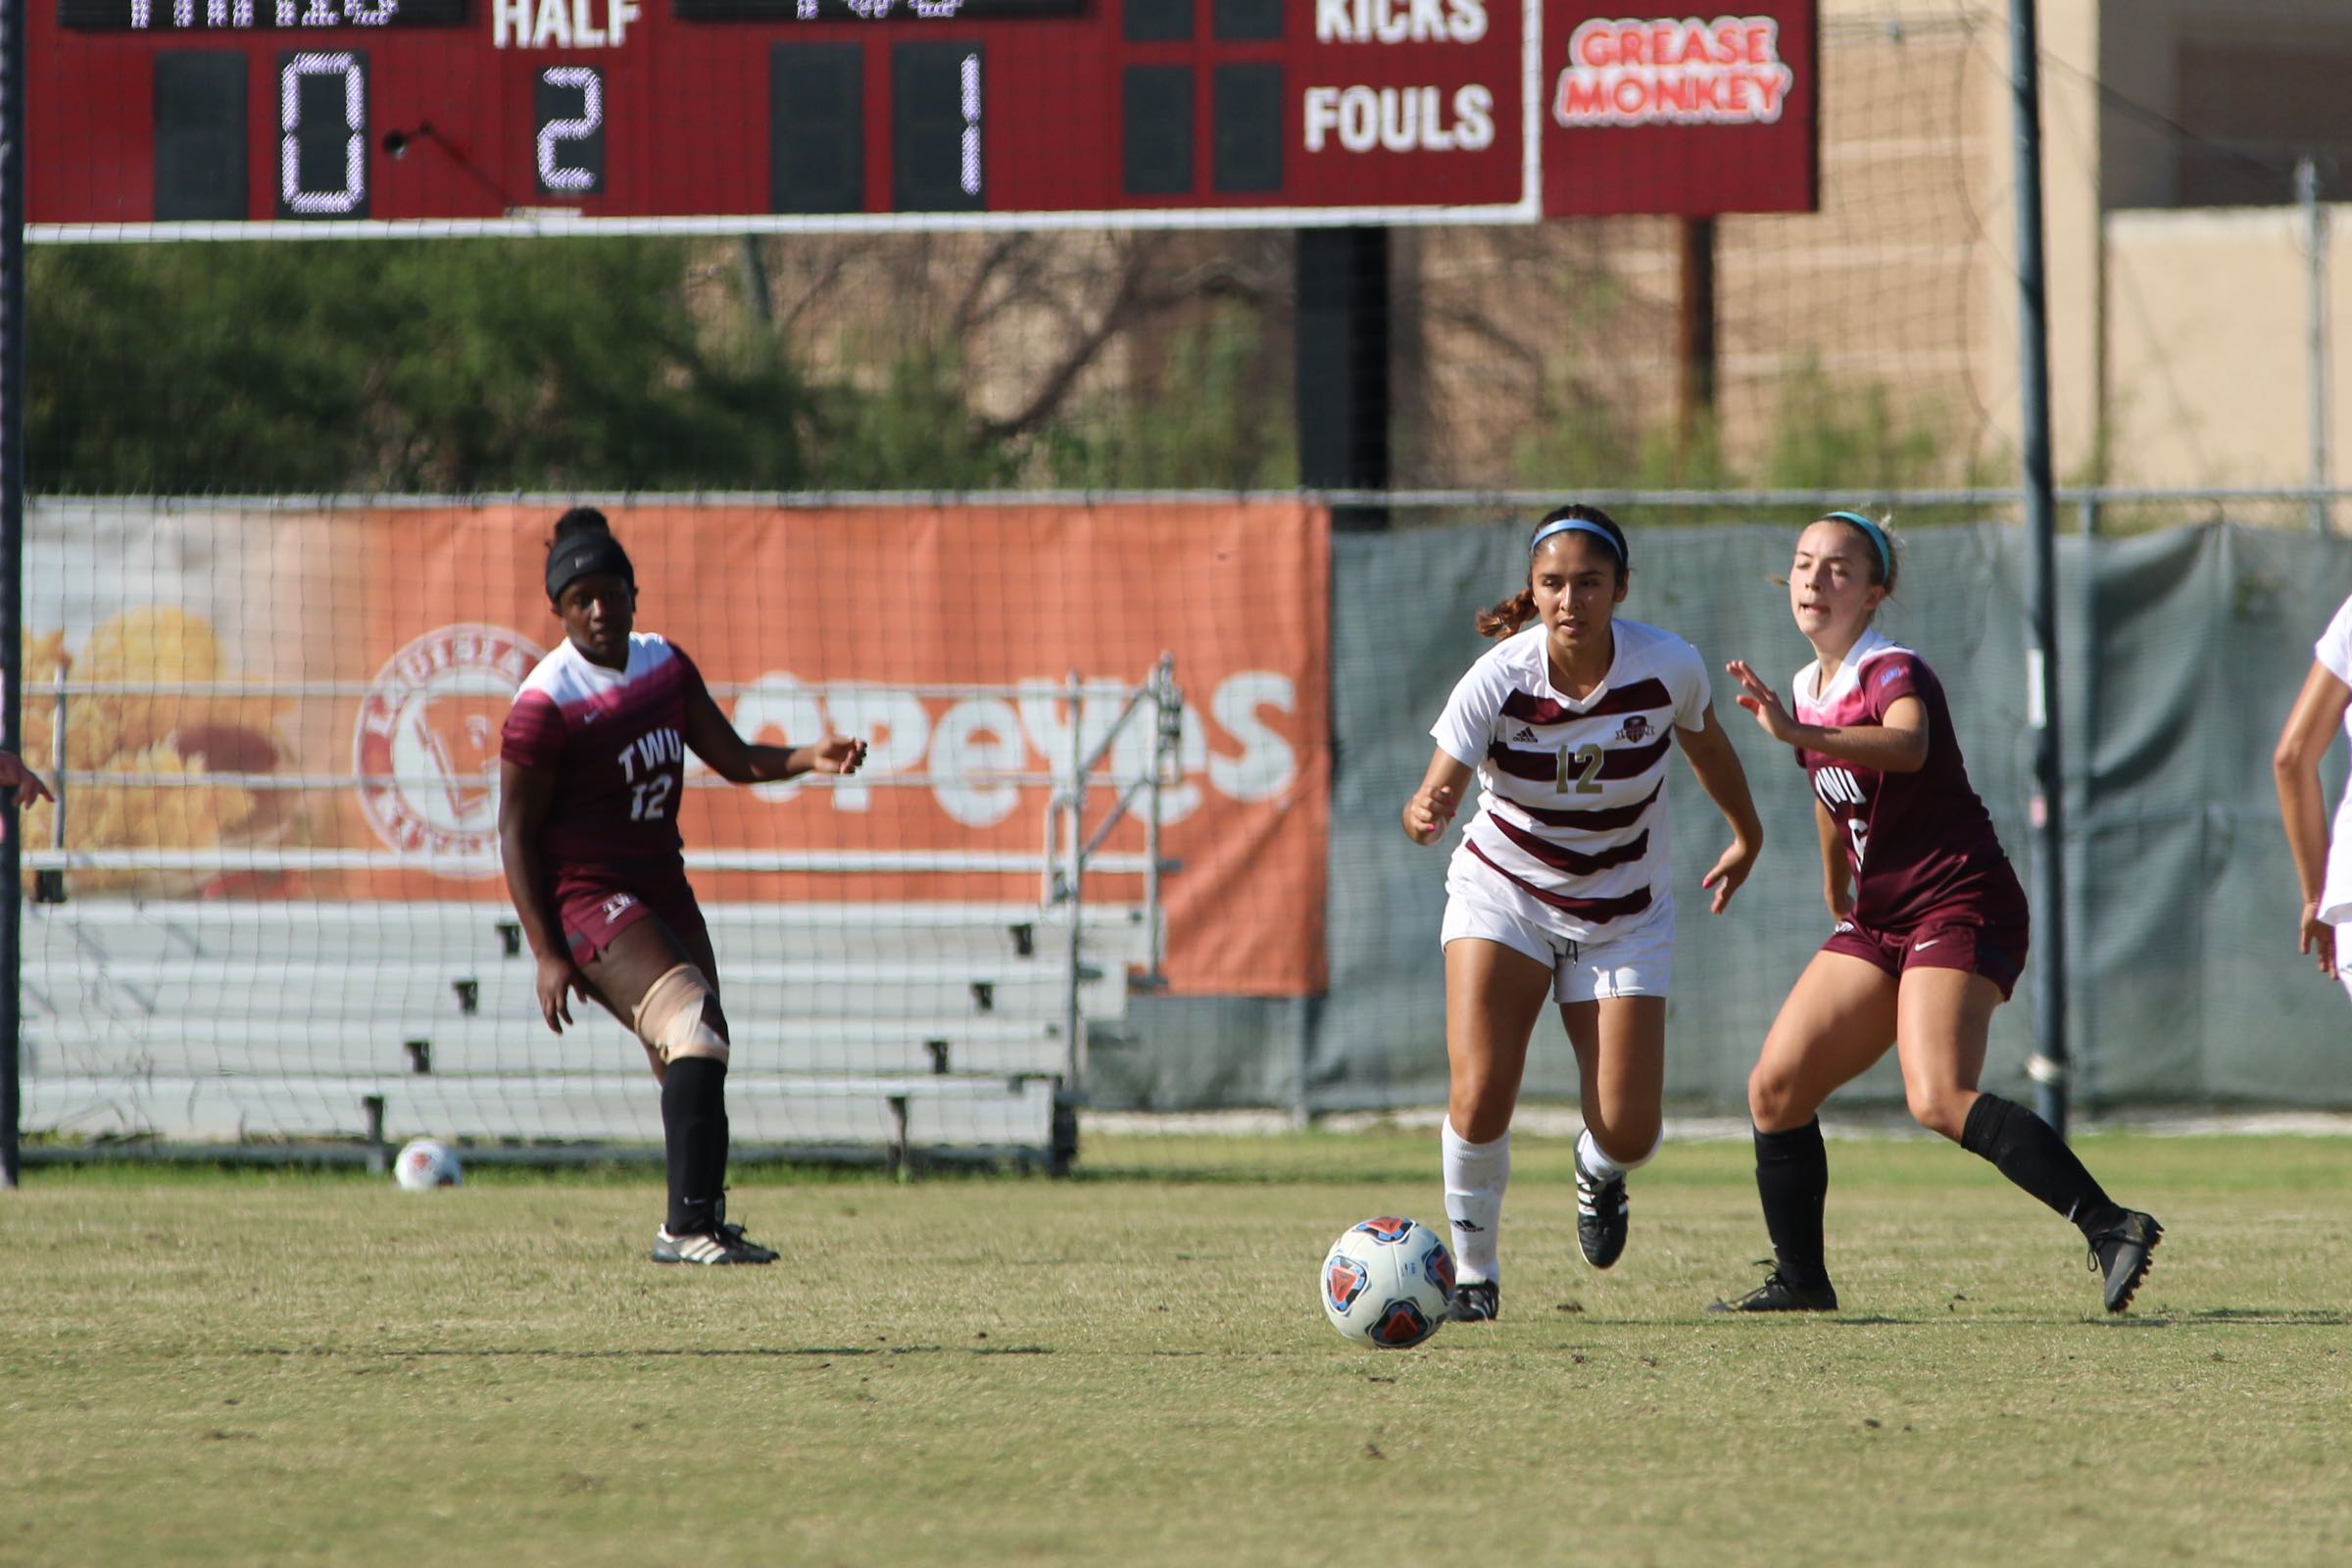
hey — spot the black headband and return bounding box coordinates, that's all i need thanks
[545,532,634,603]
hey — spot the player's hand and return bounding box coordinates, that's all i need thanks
[806,734,869,776]
[1725,660,1802,746]
[1826,879,1854,921]
[0,751,54,807]
[1700,832,1760,913]
[2299,901,2338,981]
[1401,784,1457,847]
[535,953,590,1033]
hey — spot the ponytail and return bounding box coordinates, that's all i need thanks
[1476,587,1539,640]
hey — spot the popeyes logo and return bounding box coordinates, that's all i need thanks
[354,624,545,870]
[1553,15,1794,126]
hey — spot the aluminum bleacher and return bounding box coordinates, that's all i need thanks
[21,898,1153,1169]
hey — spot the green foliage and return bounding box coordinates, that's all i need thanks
[802,345,1021,491]
[1514,360,1992,525]
[30,240,812,493]
[1040,303,1297,490]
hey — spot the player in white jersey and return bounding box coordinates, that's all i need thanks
[1401,506,1764,1320]
[2275,589,2352,1003]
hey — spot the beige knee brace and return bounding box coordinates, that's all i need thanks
[632,964,729,1064]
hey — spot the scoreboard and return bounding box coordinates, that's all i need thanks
[29,1,1815,238]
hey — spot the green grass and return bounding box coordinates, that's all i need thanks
[4,1134,2350,1567]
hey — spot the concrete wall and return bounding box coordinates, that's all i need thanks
[2105,204,2349,494]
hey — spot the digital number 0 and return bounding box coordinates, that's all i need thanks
[279,52,365,216]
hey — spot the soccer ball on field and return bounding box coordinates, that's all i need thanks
[1320,1216,1454,1348]
[392,1138,464,1191]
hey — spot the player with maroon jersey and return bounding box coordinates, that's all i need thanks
[1402,506,1764,1321]
[1712,512,2159,1314]
[499,509,867,1265]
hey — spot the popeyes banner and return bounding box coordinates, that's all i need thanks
[1541,3,1817,216]
[22,501,1330,997]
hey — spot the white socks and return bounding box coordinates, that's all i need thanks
[1576,1125,1661,1183]
[1442,1118,1510,1284]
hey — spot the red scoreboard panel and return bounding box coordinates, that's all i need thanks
[29,1,1815,238]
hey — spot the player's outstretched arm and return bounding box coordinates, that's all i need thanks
[2273,658,2350,981]
[683,686,868,785]
[1401,748,1473,847]
[1724,660,1930,773]
[497,759,591,1032]
[1674,705,1763,913]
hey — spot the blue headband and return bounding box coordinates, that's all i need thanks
[1823,511,1892,584]
[1529,516,1624,566]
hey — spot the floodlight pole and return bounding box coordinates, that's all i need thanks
[2009,0,2069,1137]
[0,0,24,1188]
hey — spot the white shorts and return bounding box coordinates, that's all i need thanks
[1440,885,1676,1004]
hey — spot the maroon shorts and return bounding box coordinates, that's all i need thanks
[551,863,708,967]
[1821,901,2030,1001]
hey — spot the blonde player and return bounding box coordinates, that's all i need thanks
[1402,506,1764,1321]
[2274,589,2352,1001]
[1712,512,2159,1313]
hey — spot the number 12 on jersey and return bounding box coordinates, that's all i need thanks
[628,775,675,820]
[1556,743,1603,795]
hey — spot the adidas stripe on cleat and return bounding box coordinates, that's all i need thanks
[651,1221,779,1265]
[1575,1167,1629,1270]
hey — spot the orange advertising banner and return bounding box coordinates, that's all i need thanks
[23,502,1331,996]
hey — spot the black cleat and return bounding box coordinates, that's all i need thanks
[2086,1210,2162,1313]
[651,1220,779,1265]
[1707,1266,1838,1313]
[1448,1280,1499,1323]
[1575,1166,1629,1270]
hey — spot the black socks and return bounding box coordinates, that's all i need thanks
[1753,1119,1832,1289]
[1959,1094,2126,1238]
[661,1055,730,1237]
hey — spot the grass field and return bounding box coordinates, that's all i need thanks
[4,1131,2350,1567]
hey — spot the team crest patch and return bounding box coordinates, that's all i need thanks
[1615,714,1652,743]
[1326,1254,1370,1312]
[355,623,546,873]
[1352,1216,1414,1246]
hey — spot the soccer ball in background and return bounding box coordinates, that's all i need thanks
[1320,1216,1454,1348]
[393,1138,464,1191]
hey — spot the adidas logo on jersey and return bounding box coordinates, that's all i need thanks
[1511,726,1539,742]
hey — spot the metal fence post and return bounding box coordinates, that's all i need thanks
[2300,157,2333,537]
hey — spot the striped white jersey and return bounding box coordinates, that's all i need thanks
[1431,619,1711,939]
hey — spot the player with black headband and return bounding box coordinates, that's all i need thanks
[498,508,868,1264]
[1713,512,2160,1312]
[1401,505,1764,1321]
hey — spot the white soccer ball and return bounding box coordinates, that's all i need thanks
[392,1138,464,1191]
[1319,1215,1453,1348]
